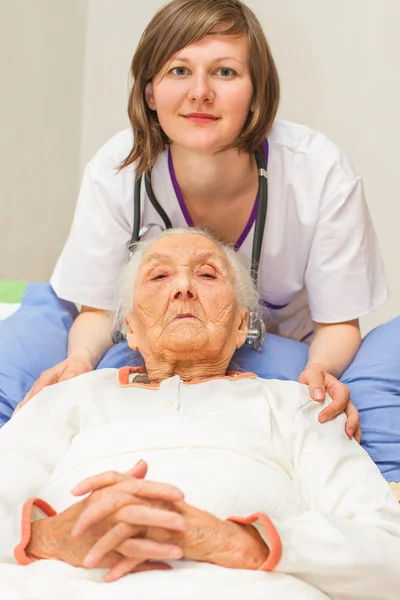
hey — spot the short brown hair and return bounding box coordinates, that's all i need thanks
[120,0,280,177]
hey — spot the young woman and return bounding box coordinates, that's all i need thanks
[22,0,388,438]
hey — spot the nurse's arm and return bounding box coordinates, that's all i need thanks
[307,319,361,378]
[0,388,73,563]
[19,306,113,405]
[299,319,361,438]
[67,306,114,369]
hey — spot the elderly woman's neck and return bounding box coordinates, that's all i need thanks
[144,356,232,384]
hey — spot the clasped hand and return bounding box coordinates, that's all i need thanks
[28,461,268,582]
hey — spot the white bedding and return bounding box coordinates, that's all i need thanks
[1,370,400,600]
[0,302,20,321]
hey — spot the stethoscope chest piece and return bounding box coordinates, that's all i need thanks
[245,310,266,352]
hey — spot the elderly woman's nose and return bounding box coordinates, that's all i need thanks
[172,271,197,300]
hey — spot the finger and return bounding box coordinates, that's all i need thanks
[73,473,184,503]
[307,371,326,402]
[59,367,86,382]
[129,561,172,573]
[84,524,182,567]
[74,496,186,538]
[30,367,65,396]
[104,558,172,583]
[126,460,148,480]
[118,478,184,502]
[117,504,187,531]
[14,370,62,415]
[344,400,360,439]
[319,383,350,423]
[13,397,29,415]
[83,522,140,566]
[298,371,308,385]
[118,537,183,561]
[72,470,133,496]
[354,424,362,444]
[72,490,138,536]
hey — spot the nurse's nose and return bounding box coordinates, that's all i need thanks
[172,271,198,300]
[187,74,214,103]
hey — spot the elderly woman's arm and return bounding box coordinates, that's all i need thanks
[0,378,187,572]
[238,382,400,600]
[0,388,73,562]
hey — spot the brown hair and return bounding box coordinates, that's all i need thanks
[120,0,280,177]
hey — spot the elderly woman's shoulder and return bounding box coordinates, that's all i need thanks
[38,368,121,409]
[255,376,315,418]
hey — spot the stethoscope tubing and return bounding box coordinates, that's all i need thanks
[131,144,268,289]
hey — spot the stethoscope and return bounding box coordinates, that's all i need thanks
[128,143,269,352]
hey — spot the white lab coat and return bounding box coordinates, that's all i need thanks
[50,120,387,342]
[0,368,399,599]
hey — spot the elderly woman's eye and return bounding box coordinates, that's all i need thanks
[152,273,167,281]
[198,267,217,280]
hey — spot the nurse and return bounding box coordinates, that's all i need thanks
[23,0,387,439]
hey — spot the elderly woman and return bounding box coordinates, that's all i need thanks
[0,229,399,600]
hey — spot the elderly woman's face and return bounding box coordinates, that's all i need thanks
[126,234,248,361]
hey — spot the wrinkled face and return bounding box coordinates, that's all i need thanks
[126,234,248,362]
[145,33,253,152]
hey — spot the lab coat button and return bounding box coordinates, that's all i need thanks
[166,399,174,408]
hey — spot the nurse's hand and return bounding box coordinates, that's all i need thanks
[299,364,361,443]
[14,350,94,414]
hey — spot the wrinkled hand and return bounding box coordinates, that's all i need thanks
[159,501,269,570]
[299,364,361,442]
[14,350,94,414]
[27,462,186,581]
[73,462,269,580]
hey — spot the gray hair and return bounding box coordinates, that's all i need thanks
[115,227,259,331]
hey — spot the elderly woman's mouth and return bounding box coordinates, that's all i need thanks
[171,314,198,321]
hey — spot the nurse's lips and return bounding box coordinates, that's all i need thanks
[183,113,219,123]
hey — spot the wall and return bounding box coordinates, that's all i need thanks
[0,0,87,281]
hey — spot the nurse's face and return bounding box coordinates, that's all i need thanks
[145,33,253,153]
[126,234,248,364]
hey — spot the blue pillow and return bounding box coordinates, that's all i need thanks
[1,283,399,481]
[341,316,400,481]
[0,284,78,423]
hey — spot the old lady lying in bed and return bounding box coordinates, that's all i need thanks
[0,228,399,600]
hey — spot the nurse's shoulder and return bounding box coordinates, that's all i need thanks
[75,128,146,229]
[269,119,357,180]
[89,128,133,169]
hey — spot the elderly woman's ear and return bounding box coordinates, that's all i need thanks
[126,316,138,351]
[236,308,249,349]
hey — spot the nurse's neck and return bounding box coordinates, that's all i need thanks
[170,143,257,206]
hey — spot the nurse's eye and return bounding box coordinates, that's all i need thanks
[169,66,190,77]
[215,67,237,78]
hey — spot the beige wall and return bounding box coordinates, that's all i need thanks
[2,0,399,334]
[0,0,87,281]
